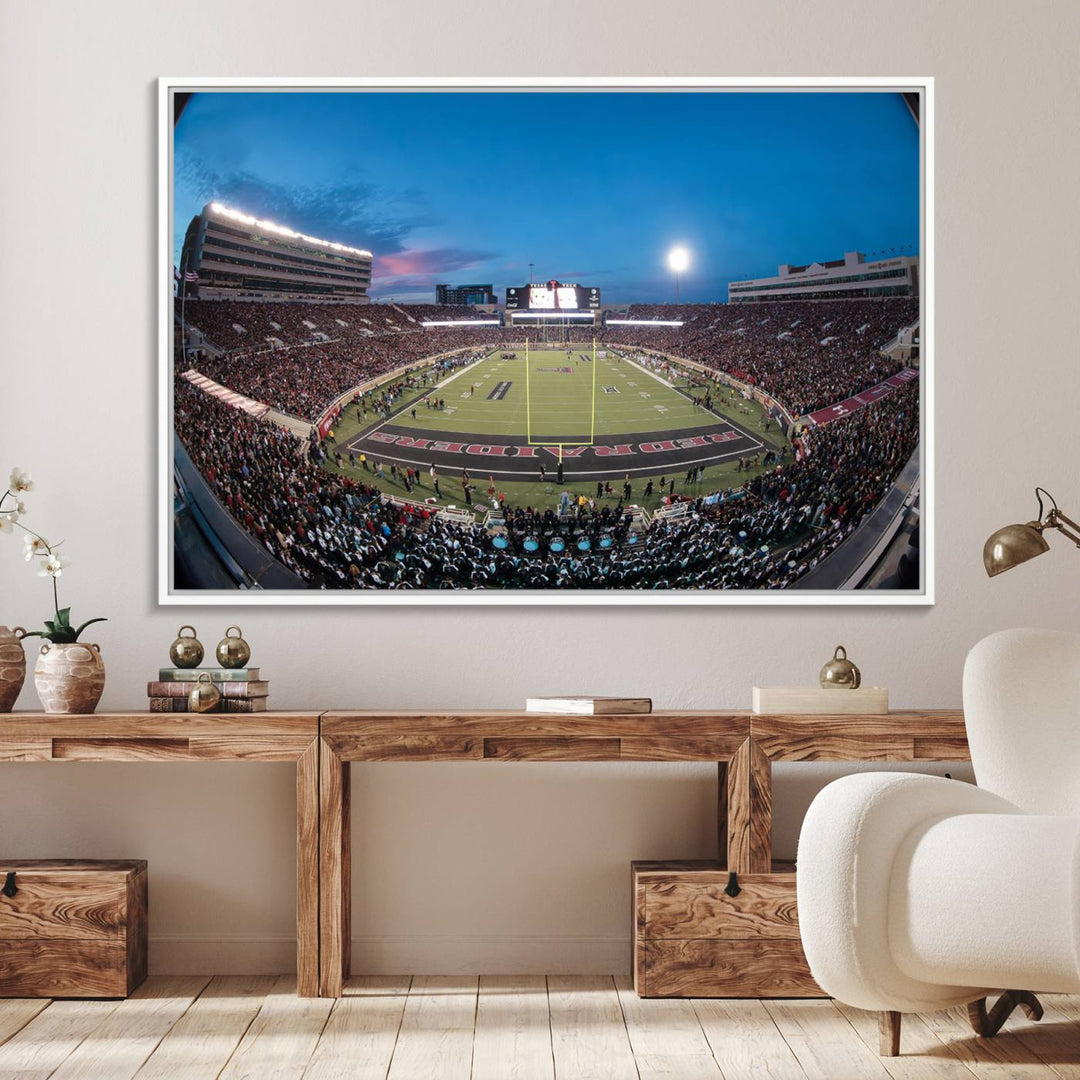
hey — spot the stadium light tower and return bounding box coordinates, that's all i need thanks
[667,246,690,304]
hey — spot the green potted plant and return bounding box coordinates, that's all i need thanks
[1,468,108,713]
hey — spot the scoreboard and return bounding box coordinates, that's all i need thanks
[506,281,601,311]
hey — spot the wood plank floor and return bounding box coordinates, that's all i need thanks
[1,976,1078,1080]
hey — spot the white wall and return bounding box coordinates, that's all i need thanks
[2,0,1078,974]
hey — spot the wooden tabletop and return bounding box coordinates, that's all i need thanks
[320,709,968,762]
[0,712,320,762]
[321,710,751,762]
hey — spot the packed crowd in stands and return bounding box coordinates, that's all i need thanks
[174,364,919,589]
[183,302,503,420]
[604,299,918,415]
[180,297,916,422]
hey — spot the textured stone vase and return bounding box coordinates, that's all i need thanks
[34,642,106,714]
[0,626,27,712]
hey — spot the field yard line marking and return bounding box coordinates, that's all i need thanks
[434,356,487,391]
[347,355,490,445]
[624,355,679,390]
[624,355,769,452]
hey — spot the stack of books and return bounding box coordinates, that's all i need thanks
[147,668,269,713]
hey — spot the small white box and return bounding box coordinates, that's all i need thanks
[752,686,889,715]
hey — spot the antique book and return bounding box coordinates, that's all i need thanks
[147,697,191,712]
[525,696,652,715]
[147,680,269,699]
[147,696,269,713]
[221,698,268,713]
[157,668,261,681]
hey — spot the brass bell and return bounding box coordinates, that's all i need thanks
[215,626,251,669]
[169,625,204,669]
[188,672,221,713]
[820,645,861,689]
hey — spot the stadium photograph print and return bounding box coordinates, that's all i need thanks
[161,78,931,605]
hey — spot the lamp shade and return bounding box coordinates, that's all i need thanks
[983,522,1050,577]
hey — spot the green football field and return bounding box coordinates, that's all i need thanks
[323,346,790,513]
[392,347,712,442]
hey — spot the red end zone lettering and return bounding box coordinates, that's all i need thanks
[542,446,589,459]
[676,436,709,449]
[430,441,466,454]
[465,444,510,456]
[512,446,540,458]
[367,431,398,445]
[393,436,432,450]
[707,431,739,444]
[593,444,635,457]
[638,440,678,454]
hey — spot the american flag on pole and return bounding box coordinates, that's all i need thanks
[185,270,199,282]
[174,266,181,282]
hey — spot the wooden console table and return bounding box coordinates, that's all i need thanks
[2,708,971,999]
[0,712,322,997]
[318,709,969,998]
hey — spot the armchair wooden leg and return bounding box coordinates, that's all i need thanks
[879,1010,902,1056]
[968,991,1044,1038]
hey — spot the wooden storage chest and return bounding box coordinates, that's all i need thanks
[0,859,148,998]
[632,859,822,998]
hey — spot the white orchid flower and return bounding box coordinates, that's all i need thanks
[0,513,14,534]
[38,552,69,577]
[8,468,34,493]
[23,534,49,560]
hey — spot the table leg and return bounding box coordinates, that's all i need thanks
[319,738,351,997]
[726,738,772,874]
[296,738,320,997]
[717,760,728,869]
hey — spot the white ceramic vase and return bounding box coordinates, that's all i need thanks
[34,641,106,714]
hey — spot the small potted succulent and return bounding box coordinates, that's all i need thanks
[1,468,108,714]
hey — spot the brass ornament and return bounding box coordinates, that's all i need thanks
[820,645,861,689]
[188,672,221,713]
[215,626,251,669]
[169,625,204,669]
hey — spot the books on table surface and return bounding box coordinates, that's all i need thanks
[158,668,261,681]
[147,680,269,699]
[148,667,269,713]
[524,696,652,715]
[148,696,268,713]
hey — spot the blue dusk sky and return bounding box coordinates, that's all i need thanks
[174,90,919,305]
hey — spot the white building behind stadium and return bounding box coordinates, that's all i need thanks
[728,250,918,303]
[179,202,373,303]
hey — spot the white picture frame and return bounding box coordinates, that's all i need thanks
[159,76,933,606]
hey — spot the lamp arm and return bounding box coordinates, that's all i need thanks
[1047,509,1080,548]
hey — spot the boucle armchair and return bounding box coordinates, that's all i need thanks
[797,628,1080,1055]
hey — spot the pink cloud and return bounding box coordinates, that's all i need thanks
[376,247,494,277]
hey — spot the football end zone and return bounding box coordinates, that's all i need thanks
[348,422,763,480]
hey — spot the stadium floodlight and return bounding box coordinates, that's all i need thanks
[206,201,373,258]
[606,319,685,327]
[667,246,690,274]
[667,246,690,304]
